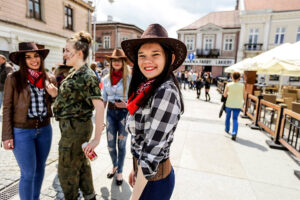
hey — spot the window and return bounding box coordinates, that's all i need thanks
[297,27,300,42]
[274,27,285,44]
[269,75,279,81]
[64,6,73,30]
[248,28,259,44]
[103,36,110,49]
[289,76,300,82]
[185,35,195,51]
[223,35,235,51]
[204,35,214,50]
[119,36,129,47]
[28,0,41,20]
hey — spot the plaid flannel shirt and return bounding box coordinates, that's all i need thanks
[126,79,181,180]
[27,81,47,119]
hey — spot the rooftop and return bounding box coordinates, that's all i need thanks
[244,0,300,11]
[179,10,240,31]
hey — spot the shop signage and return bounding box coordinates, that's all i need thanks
[183,58,235,66]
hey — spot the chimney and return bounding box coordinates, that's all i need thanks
[107,15,113,22]
[235,0,239,10]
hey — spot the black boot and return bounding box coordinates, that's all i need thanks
[207,93,210,101]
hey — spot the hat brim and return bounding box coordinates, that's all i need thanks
[9,49,50,65]
[121,37,187,70]
[105,56,131,64]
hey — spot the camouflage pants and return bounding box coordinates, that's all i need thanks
[58,118,95,200]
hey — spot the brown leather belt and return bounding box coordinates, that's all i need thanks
[14,117,50,129]
[133,157,172,181]
[108,102,122,110]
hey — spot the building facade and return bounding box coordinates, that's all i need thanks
[0,0,94,69]
[237,0,300,85]
[177,10,240,78]
[93,18,143,66]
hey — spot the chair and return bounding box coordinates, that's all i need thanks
[292,102,300,114]
[262,94,276,104]
[284,97,294,110]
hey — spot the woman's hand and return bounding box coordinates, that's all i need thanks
[128,168,136,188]
[45,81,58,98]
[115,100,127,108]
[3,139,14,150]
[82,138,99,157]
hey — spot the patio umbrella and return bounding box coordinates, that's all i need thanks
[225,58,255,73]
[254,42,300,96]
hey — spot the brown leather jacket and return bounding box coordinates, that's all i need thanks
[2,72,57,141]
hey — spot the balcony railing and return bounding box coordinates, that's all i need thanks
[244,43,263,51]
[196,48,220,58]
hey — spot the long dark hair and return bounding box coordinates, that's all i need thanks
[12,52,48,93]
[128,42,184,113]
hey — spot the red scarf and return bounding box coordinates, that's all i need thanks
[27,68,44,89]
[112,70,123,85]
[127,79,155,115]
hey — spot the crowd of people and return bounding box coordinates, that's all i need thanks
[0,23,244,200]
[175,70,213,101]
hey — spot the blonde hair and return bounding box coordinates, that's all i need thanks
[67,31,92,60]
[109,59,131,99]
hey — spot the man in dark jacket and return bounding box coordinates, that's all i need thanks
[0,54,13,108]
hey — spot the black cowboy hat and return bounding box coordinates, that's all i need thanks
[9,42,49,65]
[121,24,187,70]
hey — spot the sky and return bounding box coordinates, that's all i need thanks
[94,0,237,38]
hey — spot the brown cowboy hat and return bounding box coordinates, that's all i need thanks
[121,23,187,70]
[105,49,129,62]
[9,42,50,65]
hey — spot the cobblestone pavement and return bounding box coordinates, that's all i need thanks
[0,119,60,196]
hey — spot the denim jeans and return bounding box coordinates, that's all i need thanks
[13,125,52,200]
[225,107,241,135]
[106,108,128,173]
[139,167,175,200]
[0,91,3,109]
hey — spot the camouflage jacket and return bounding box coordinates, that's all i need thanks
[53,64,102,121]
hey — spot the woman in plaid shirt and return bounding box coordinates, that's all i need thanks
[121,24,187,200]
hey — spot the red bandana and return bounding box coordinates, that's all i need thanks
[127,79,155,115]
[112,70,123,85]
[27,68,44,89]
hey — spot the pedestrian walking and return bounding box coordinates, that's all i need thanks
[184,71,188,90]
[0,54,13,109]
[195,76,203,99]
[121,23,186,200]
[223,72,245,141]
[2,42,57,200]
[53,31,105,200]
[203,72,212,101]
[102,49,131,186]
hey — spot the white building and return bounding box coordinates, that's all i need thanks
[237,0,300,85]
[177,8,240,78]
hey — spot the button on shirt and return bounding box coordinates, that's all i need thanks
[125,80,181,180]
[53,64,102,121]
[102,75,131,102]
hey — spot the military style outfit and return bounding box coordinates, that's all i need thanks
[53,64,102,200]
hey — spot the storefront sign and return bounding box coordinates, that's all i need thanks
[183,58,235,66]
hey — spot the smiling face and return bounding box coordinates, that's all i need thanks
[25,52,41,70]
[111,58,124,71]
[137,42,166,80]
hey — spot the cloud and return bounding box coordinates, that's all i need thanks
[95,0,235,37]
